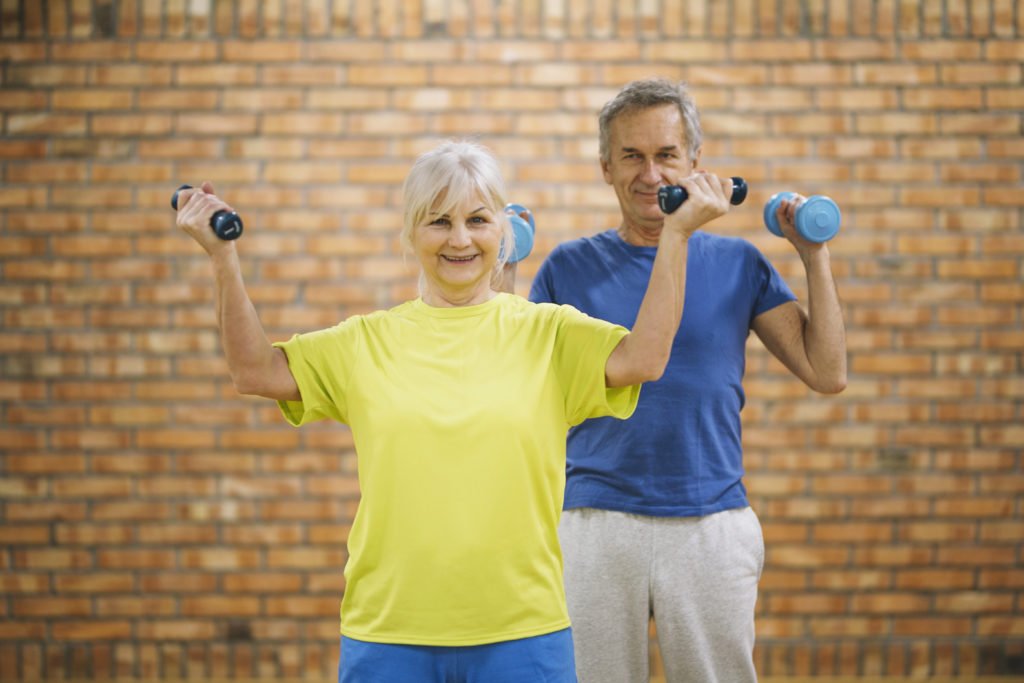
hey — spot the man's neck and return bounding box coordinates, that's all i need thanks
[617,220,664,247]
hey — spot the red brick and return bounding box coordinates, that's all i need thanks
[13,548,92,570]
[265,596,338,617]
[893,618,973,636]
[852,593,931,613]
[223,572,303,593]
[13,597,92,617]
[808,617,889,638]
[52,621,132,641]
[769,593,849,614]
[52,573,135,593]
[180,548,260,571]
[95,596,176,617]
[181,596,261,617]
[0,623,46,639]
[96,549,176,570]
[768,545,849,568]
[0,573,50,593]
[0,517,49,544]
[138,573,217,593]
[136,621,217,640]
[5,499,88,522]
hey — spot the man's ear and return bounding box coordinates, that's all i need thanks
[600,157,613,185]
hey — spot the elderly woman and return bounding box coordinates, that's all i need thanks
[175,140,734,683]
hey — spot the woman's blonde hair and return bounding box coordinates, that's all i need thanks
[401,140,515,272]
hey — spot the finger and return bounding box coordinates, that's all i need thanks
[190,189,233,220]
[175,187,198,212]
[507,207,531,223]
[776,201,790,227]
[694,173,723,203]
[200,180,216,195]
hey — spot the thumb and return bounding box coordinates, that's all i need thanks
[200,180,216,195]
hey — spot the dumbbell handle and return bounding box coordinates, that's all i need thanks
[657,176,748,215]
[170,184,244,241]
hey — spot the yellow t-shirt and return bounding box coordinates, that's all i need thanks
[274,293,639,646]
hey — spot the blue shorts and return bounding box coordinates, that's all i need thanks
[338,628,577,683]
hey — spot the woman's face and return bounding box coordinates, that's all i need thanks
[412,191,503,307]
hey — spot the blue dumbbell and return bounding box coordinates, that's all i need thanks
[170,184,244,241]
[504,203,535,263]
[657,176,748,214]
[763,192,840,243]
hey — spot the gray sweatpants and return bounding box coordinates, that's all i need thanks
[559,507,764,683]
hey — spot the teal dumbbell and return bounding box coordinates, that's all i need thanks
[504,203,535,263]
[763,192,841,243]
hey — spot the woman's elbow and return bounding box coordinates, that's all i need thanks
[637,353,670,384]
[646,363,668,383]
[815,372,847,395]
[231,370,265,397]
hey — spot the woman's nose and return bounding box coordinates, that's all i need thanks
[448,222,472,247]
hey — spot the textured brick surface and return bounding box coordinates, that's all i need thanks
[1,0,1022,679]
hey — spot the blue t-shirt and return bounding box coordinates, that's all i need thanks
[529,229,796,517]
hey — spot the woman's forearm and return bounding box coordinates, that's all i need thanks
[605,234,688,387]
[210,249,299,400]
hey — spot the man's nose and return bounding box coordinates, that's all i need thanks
[639,159,662,185]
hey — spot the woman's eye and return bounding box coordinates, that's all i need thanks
[429,218,450,227]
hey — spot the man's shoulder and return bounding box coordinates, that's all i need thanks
[693,231,765,262]
[545,228,618,262]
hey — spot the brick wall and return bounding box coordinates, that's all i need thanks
[1,0,1021,679]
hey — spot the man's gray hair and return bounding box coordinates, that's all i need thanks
[598,78,703,164]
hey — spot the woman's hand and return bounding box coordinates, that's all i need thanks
[175,181,237,257]
[663,171,733,239]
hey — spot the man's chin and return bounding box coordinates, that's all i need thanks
[633,206,665,225]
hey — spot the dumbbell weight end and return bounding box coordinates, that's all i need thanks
[504,203,535,264]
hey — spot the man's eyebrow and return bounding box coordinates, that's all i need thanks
[620,145,680,153]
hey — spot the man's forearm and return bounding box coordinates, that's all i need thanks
[802,248,847,392]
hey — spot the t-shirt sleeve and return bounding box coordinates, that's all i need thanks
[272,318,362,427]
[549,304,640,426]
[750,246,798,321]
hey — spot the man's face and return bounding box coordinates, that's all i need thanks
[601,104,699,233]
